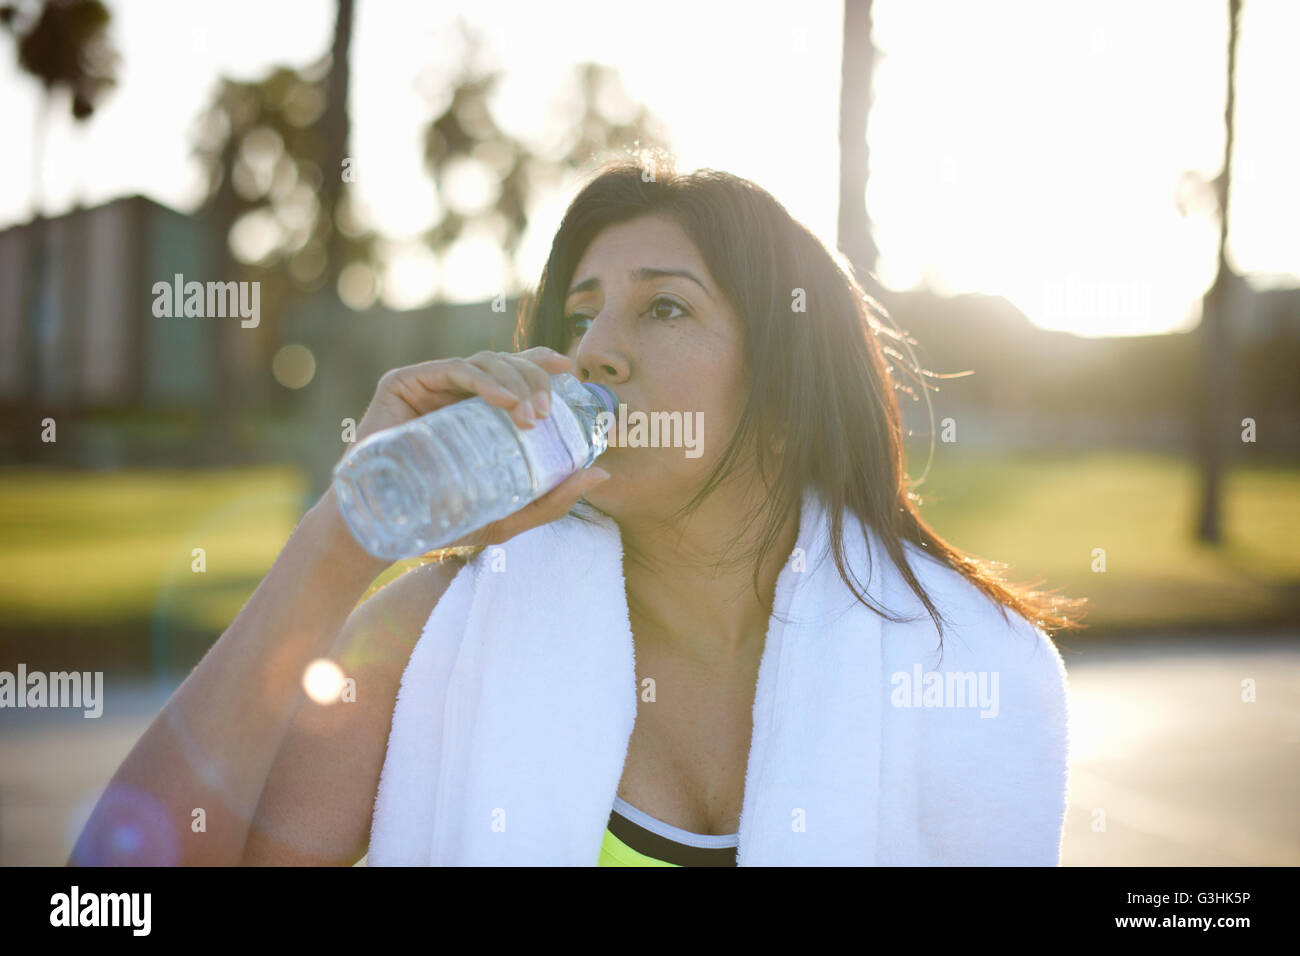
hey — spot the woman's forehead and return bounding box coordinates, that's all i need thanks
[572,216,702,277]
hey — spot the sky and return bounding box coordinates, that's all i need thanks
[0,0,1296,336]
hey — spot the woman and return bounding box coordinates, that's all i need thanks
[72,157,1082,867]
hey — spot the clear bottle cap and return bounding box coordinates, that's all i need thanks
[581,382,618,417]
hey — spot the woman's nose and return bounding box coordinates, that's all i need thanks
[578,357,621,382]
[574,318,629,384]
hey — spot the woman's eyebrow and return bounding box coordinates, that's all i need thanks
[566,267,715,302]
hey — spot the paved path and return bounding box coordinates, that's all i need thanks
[1058,633,1299,866]
[2,635,1296,865]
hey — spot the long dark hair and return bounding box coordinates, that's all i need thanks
[493,153,1086,647]
[499,152,1085,643]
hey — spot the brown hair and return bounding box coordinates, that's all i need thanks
[452,152,1085,643]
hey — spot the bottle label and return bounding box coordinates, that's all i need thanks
[525,403,585,494]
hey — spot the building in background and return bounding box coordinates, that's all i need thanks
[1,196,1297,486]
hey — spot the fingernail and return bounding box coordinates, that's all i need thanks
[534,391,551,416]
[589,467,611,482]
[518,400,536,425]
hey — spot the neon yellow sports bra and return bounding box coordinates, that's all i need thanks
[597,796,738,866]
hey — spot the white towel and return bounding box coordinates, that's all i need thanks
[367,485,1070,865]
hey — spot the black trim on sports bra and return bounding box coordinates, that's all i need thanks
[606,806,738,867]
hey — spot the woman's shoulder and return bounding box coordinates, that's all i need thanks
[877,541,1070,781]
[349,557,470,648]
[881,537,1067,687]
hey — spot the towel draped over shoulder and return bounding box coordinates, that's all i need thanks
[367,485,1070,865]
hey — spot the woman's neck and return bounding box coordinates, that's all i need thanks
[617,485,800,662]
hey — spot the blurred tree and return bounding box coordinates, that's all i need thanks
[1194,0,1241,544]
[838,0,882,298]
[193,10,672,337]
[192,7,669,474]
[1,0,118,444]
[418,16,672,295]
[1,0,118,211]
[191,0,371,459]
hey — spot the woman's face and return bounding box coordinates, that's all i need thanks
[562,214,750,519]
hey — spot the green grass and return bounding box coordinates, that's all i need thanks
[905,449,1300,630]
[0,466,311,633]
[0,452,1297,636]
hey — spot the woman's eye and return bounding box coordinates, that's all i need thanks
[647,296,687,321]
[565,297,685,337]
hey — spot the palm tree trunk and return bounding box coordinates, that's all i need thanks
[303,0,355,501]
[1195,0,1241,544]
[319,0,355,290]
[838,0,881,297]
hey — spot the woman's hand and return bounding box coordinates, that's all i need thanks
[349,347,611,549]
[354,346,572,442]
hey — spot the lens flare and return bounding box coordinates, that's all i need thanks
[71,783,180,866]
[303,658,345,704]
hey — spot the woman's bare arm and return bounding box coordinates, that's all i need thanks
[69,347,605,867]
[69,488,392,866]
[239,557,462,865]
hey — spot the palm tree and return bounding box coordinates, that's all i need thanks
[1194,0,1242,544]
[1,0,117,213]
[1,0,118,441]
[419,19,671,295]
[190,0,358,462]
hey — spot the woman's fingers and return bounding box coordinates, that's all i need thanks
[514,346,573,369]
[467,348,574,428]
[352,347,573,445]
[510,348,573,413]
[423,358,518,409]
[467,352,543,429]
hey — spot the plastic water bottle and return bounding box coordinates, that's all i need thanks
[332,372,618,560]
